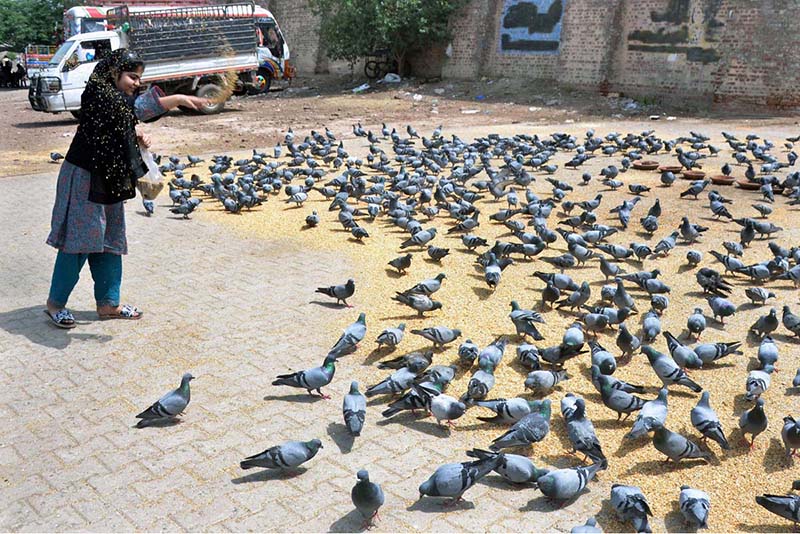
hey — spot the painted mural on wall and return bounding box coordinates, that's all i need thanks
[627,0,723,64]
[499,0,565,54]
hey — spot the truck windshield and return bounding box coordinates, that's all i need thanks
[81,19,106,33]
[49,41,75,65]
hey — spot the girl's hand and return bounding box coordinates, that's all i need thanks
[180,95,211,110]
[136,129,152,148]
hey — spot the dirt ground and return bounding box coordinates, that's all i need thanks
[3,74,800,177]
[5,75,800,532]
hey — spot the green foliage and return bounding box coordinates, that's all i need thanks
[0,0,69,50]
[309,0,467,70]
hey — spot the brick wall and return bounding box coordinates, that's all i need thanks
[265,0,800,106]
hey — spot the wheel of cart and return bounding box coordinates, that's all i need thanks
[363,49,398,80]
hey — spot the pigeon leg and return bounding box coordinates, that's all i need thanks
[316,388,331,400]
[443,496,464,508]
[446,420,456,428]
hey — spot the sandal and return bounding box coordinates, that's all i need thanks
[98,304,143,320]
[44,309,76,329]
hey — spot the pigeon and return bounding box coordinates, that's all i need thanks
[561,393,607,467]
[751,308,779,338]
[461,364,495,403]
[757,336,779,370]
[616,323,641,358]
[392,292,442,316]
[375,323,405,349]
[489,400,551,451]
[458,339,479,366]
[427,245,450,262]
[366,366,418,397]
[755,492,800,526]
[745,365,774,401]
[691,391,730,450]
[571,517,602,533]
[679,485,710,530]
[745,287,776,306]
[686,309,707,340]
[351,470,384,528]
[593,365,647,420]
[794,369,800,389]
[611,484,653,533]
[477,337,510,369]
[781,416,800,459]
[388,253,412,274]
[473,397,537,423]
[641,310,662,343]
[465,449,548,484]
[509,301,546,340]
[410,326,461,348]
[626,388,668,440]
[418,385,467,427]
[400,228,437,249]
[315,278,355,307]
[49,152,64,162]
[664,331,702,368]
[272,355,336,399]
[377,350,431,371]
[739,398,768,449]
[142,197,154,216]
[589,340,617,375]
[305,210,319,227]
[135,373,194,427]
[642,345,702,392]
[783,305,800,337]
[652,421,709,463]
[418,452,506,505]
[240,439,323,471]
[686,249,703,267]
[534,462,604,502]
[343,381,366,437]
[524,369,569,395]
[404,273,446,296]
[328,312,367,358]
[707,296,736,324]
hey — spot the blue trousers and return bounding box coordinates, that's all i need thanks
[48,251,122,308]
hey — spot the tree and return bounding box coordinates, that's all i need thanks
[0,0,69,50]
[308,0,467,73]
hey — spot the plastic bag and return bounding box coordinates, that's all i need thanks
[137,147,164,200]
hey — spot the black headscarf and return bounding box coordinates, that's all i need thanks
[65,49,147,204]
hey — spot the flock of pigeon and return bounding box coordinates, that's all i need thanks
[121,122,800,532]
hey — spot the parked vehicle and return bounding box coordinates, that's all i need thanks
[24,44,59,73]
[29,3,258,117]
[63,3,293,92]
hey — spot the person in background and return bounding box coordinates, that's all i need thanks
[44,48,208,328]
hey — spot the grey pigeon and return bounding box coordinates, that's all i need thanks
[745,287,775,306]
[525,369,569,394]
[411,326,461,347]
[783,305,800,337]
[400,228,436,249]
[755,492,800,526]
[694,341,742,365]
[781,416,800,459]
[240,439,323,470]
[404,273,446,296]
[691,391,730,450]
[465,448,548,484]
[589,340,616,375]
[315,278,355,306]
[418,452,506,505]
[490,400,551,450]
[611,484,653,533]
[751,308,779,338]
[571,517,602,533]
[460,364,495,403]
[388,253,412,274]
[793,368,800,388]
[377,350,431,371]
[135,373,194,427]
[517,343,541,370]
[535,462,604,502]
[626,388,668,440]
[416,384,466,426]
[745,365,773,401]
[473,397,537,423]
[652,421,709,463]
[616,323,641,358]
[392,292,442,316]
[739,398,768,449]
[458,339,479,366]
[366,366,417,397]
[142,197,154,216]
[707,296,736,324]
[272,355,336,398]
[686,309,707,340]
[613,278,638,312]
[561,393,607,467]
[328,312,367,358]
[509,301,545,340]
[642,345,702,392]
[351,470,384,528]
[641,310,662,343]
[478,337,509,369]
[343,381,366,436]
[757,336,779,370]
[679,485,710,529]
[563,323,586,348]
[664,331,702,369]
[593,365,647,420]
[376,323,405,349]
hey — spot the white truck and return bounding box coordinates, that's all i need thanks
[29,2,259,117]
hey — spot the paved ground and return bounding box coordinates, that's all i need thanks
[0,171,603,532]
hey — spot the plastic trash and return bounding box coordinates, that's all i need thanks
[351,83,370,93]
[461,109,480,114]
[383,73,401,83]
[475,94,486,101]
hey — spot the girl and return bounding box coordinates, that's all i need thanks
[45,48,207,328]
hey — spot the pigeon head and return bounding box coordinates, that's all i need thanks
[435,273,446,281]
[181,373,195,384]
[356,312,366,324]
[356,469,369,482]
[306,439,323,452]
[349,381,360,394]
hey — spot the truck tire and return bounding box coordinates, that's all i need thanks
[249,67,272,95]
[70,110,81,120]
[195,84,225,115]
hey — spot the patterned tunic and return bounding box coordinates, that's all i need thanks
[46,86,166,255]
